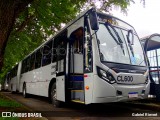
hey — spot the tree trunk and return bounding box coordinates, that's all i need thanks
[0,1,15,70]
[0,0,33,70]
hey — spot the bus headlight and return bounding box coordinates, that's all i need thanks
[97,67,116,84]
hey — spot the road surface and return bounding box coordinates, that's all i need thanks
[1,91,160,120]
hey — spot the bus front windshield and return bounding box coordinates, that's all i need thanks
[96,21,146,66]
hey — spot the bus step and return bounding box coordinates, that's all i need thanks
[71,90,84,102]
[70,81,84,90]
[71,100,85,104]
[71,90,84,92]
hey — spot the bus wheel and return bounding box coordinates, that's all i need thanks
[51,83,62,107]
[11,85,14,94]
[23,84,28,98]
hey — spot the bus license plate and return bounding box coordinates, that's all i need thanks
[128,92,138,98]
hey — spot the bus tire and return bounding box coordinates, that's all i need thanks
[155,84,160,101]
[51,83,62,108]
[11,85,15,94]
[23,83,28,98]
[11,84,14,94]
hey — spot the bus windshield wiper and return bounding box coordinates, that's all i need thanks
[104,22,125,55]
[127,29,134,57]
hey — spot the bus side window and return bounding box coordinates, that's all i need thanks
[12,65,18,78]
[22,58,29,74]
[10,70,13,79]
[30,53,35,71]
[52,40,57,63]
[57,40,67,61]
[35,49,42,69]
[21,60,26,74]
[7,73,10,84]
[70,27,83,54]
[52,31,67,62]
[42,41,52,66]
[25,56,31,72]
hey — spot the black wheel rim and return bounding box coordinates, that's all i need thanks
[51,87,57,106]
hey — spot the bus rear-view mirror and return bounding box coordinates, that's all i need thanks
[89,8,99,30]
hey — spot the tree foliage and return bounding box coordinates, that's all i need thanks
[0,0,144,82]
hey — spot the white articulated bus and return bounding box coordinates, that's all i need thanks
[8,8,149,107]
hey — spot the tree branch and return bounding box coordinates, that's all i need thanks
[16,15,34,33]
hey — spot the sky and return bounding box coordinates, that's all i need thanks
[110,0,160,38]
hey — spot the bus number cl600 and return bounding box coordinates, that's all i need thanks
[117,76,133,82]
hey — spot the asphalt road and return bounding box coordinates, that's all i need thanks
[1,91,160,120]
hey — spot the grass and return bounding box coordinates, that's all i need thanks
[0,92,23,109]
[0,98,22,108]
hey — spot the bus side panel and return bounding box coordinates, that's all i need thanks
[20,70,38,95]
[19,79,23,93]
[56,75,65,101]
[37,63,56,97]
[10,77,17,92]
[84,73,94,104]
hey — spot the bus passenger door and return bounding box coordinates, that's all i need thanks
[55,32,68,102]
[69,27,85,104]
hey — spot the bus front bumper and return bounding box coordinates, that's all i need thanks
[92,75,150,103]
